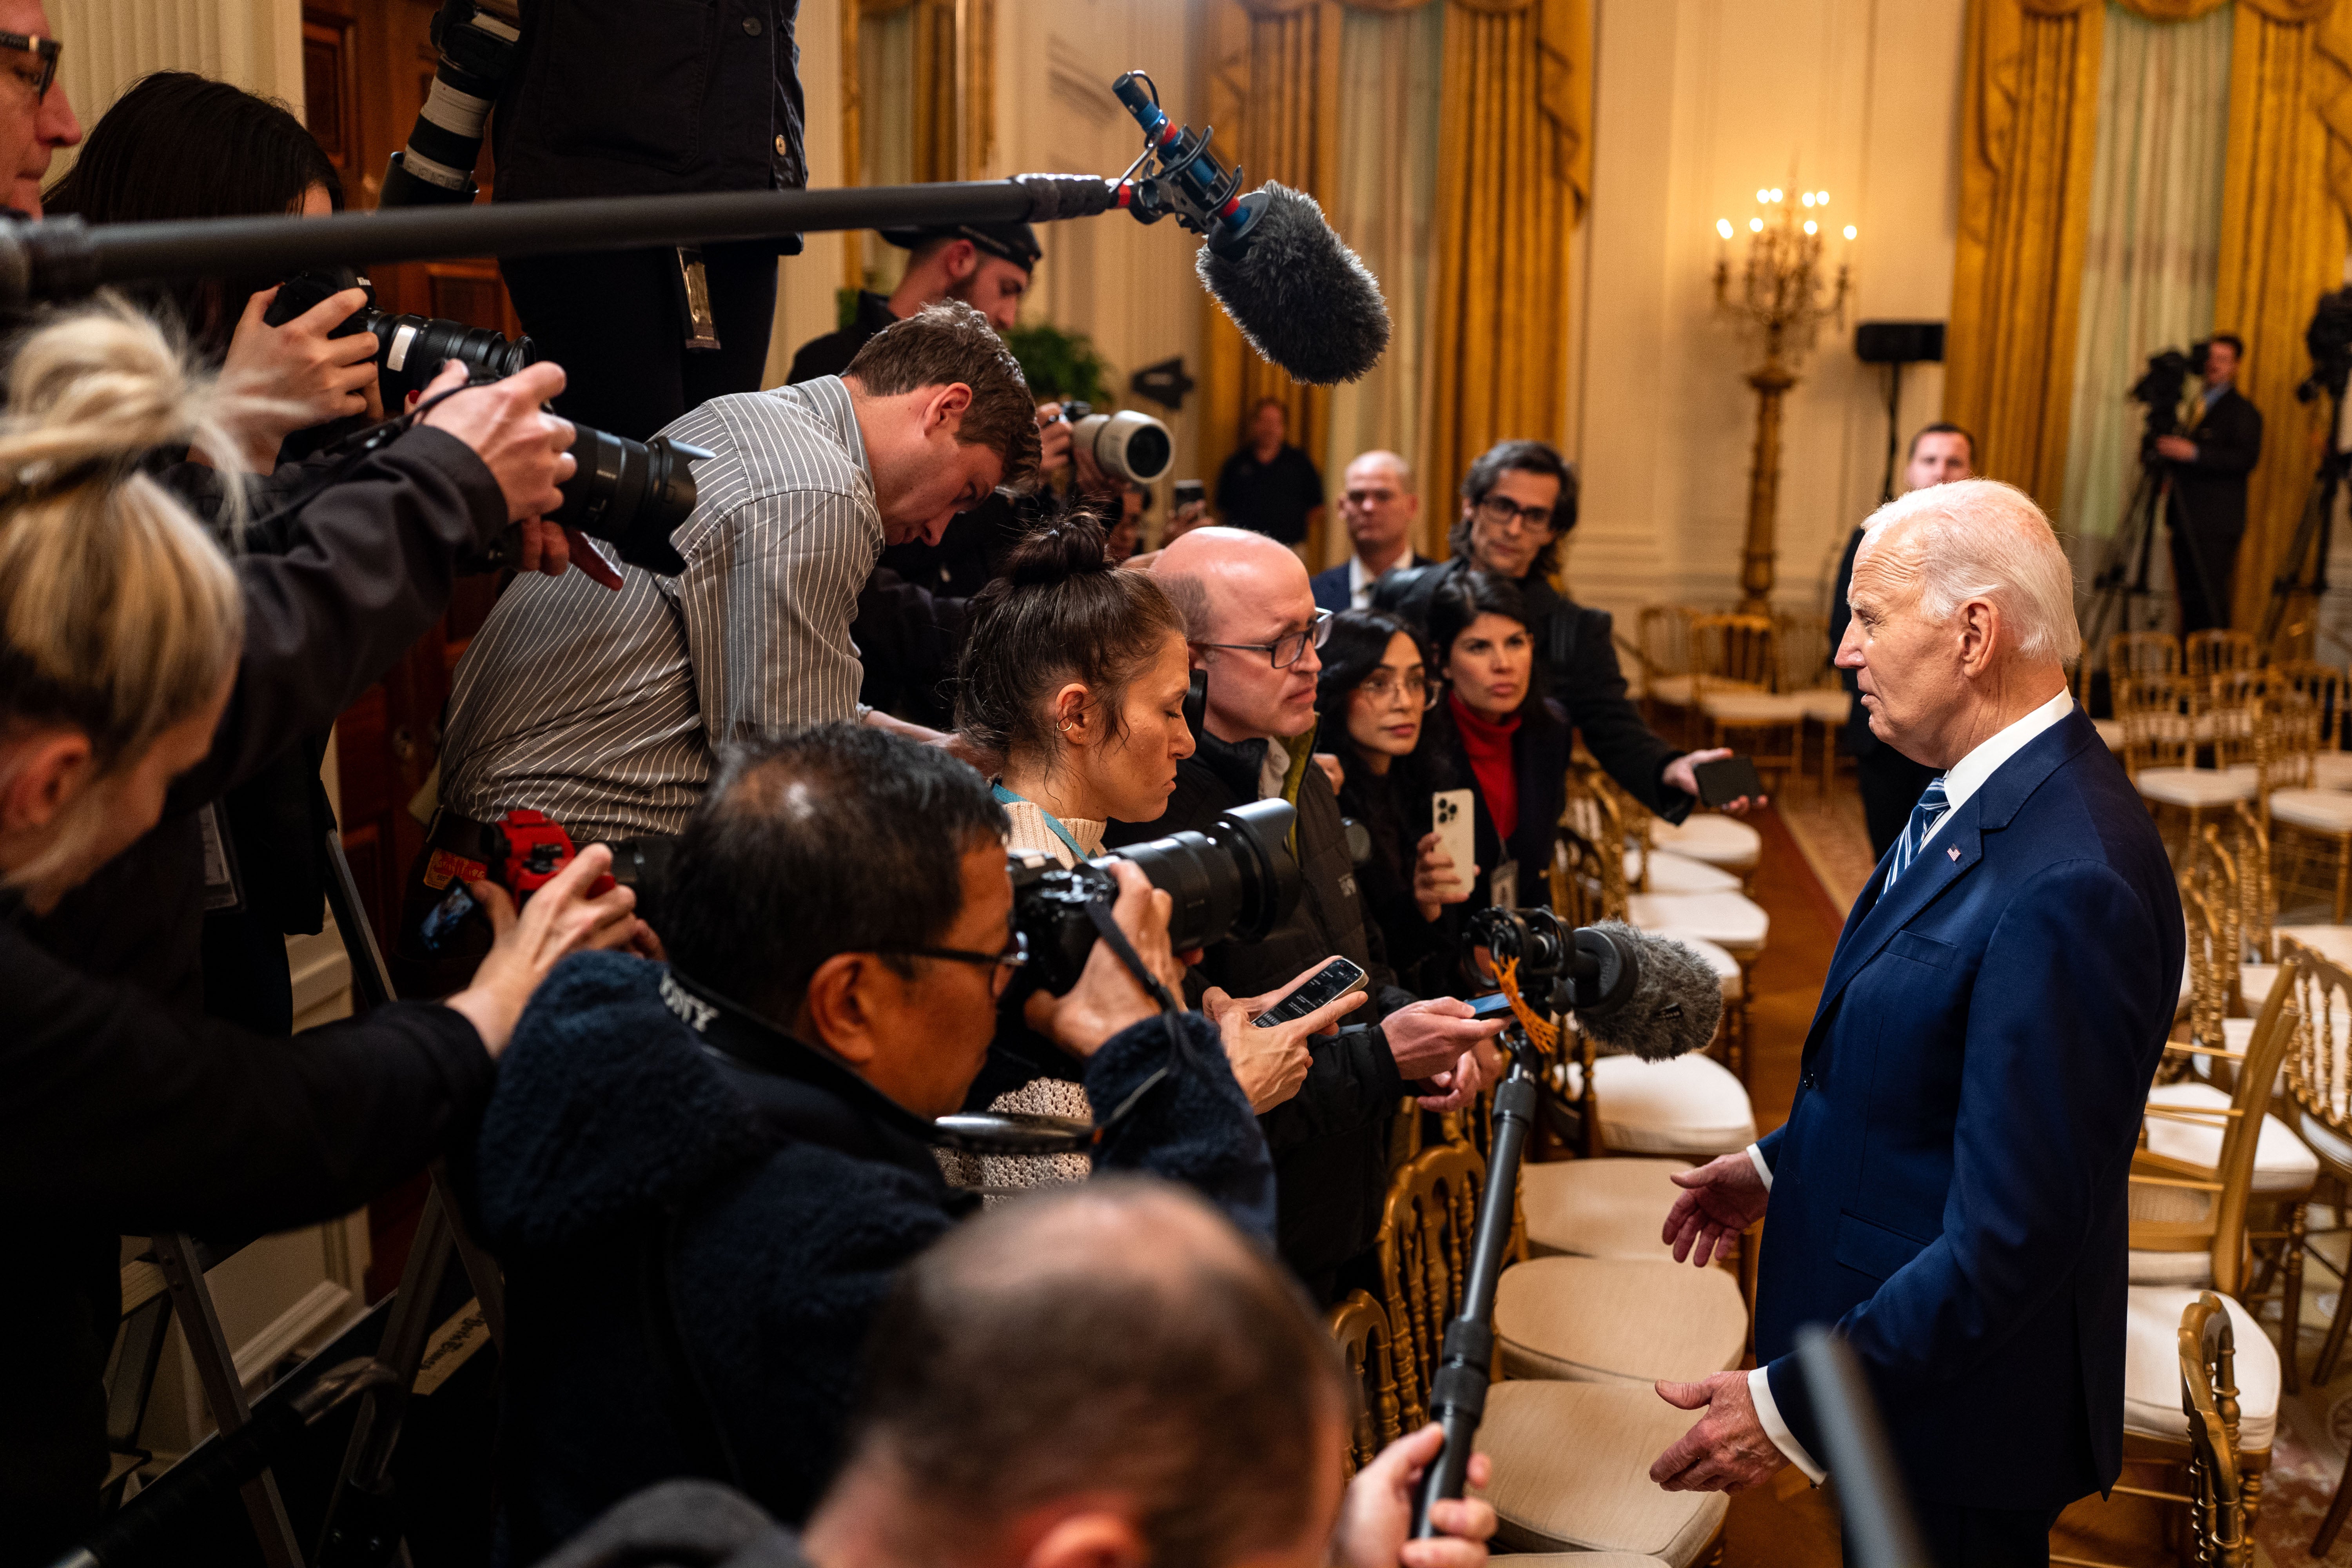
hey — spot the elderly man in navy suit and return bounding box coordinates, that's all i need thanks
[1648,479,2181,1568]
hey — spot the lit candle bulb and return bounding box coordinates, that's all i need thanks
[1749,216,1764,233]
[1843,224,1857,241]
[1769,187,1783,203]
[1717,218,1734,241]
[1756,187,1769,204]
[1817,191,1829,205]
[1801,192,1815,208]
[1803,219,1817,235]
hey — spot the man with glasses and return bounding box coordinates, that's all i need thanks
[1111,527,1508,1305]
[1377,439,1755,822]
[0,4,74,217]
[467,722,1279,1558]
[1312,450,1432,612]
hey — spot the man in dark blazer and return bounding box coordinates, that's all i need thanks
[1831,423,1975,860]
[1311,449,1432,612]
[1648,479,2181,1568]
[2155,332,2263,635]
[1374,439,1758,821]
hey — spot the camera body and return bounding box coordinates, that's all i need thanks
[264,267,535,406]
[1009,798,1301,995]
[1056,399,1174,486]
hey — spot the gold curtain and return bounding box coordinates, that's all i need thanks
[1199,0,1590,561]
[1421,0,1590,555]
[2220,0,2352,629]
[1198,0,1346,560]
[1950,0,2352,633]
[841,0,998,289]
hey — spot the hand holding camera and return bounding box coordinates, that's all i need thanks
[211,283,385,468]
[442,842,647,1056]
[413,359,628,590]
[1038,860,1188,1058]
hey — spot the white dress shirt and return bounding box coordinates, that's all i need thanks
[1743,685,2076,1482]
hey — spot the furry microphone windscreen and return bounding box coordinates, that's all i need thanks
[1575,922,1725,1063]
[1195,183,1392,385]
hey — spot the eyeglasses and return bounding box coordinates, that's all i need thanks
[1473,494,1555,535]
[1357,671,1439,710]
[1200,608,1333,670]
[882,930,1031,996]
[0,33,60,102]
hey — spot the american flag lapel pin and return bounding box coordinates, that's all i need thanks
[1946,845,1960,861]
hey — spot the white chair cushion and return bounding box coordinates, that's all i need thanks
[2143,1081,2318,1194]
[1475,1381,1731,1563]
[1799,690,1853,724]
[2126,1247,2217,1287]
[1494,1257,1749,1385]
[1675,935,1743,1001]
[1644,815,1762,873]
[1628,891,1769,954]
[2122,1287,2277,1449]
[1645,674,1701,707]
[1627,848,1744,895]
[1523,1158,1693,1259]
[2271,788,2352,833]
[1564,1053,1759,1157]
[2241,964,2283,1012]
[2136,768,2258,808]
[2301,1111,2352,1171]
[2093,717,2125,753]
[1700,692,1811,724]
[2276,926,2352,967]
[2312,751,2352,790]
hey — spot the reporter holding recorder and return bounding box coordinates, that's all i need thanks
[0,307,644,1566]
[944,514,1364,1191]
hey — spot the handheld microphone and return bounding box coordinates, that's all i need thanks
[1109,72,1392,385]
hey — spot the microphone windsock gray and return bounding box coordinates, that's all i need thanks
[1574,921,1724,1063]
[1195,183,1392,385]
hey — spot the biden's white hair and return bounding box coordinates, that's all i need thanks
[1858,478,2080,664]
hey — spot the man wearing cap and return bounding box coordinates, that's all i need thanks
[785,221,1042,384]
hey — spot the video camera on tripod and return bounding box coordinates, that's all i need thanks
[261,266,708,578]
[2128,339,2210,452]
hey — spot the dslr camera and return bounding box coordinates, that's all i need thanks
[267,267,705,577]
[1054,400,1174,486]
[1010,798,1300,995]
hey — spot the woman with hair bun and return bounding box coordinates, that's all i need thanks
[944,515,1364,1193]
[0,305,637,1558]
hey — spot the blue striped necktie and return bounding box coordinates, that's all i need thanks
[1882,775,1952,894]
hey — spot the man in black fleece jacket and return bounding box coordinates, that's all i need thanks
[470,728,1277,1559]
[1107,529,1505,1304]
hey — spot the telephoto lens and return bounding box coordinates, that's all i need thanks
[263,267,537,405]
[548,427,712,577]
[1060,399,1174,486]
[1010,797,1301,995]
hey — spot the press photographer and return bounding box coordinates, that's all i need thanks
[466,724,1277,1556]
[2147,333,2262,635]
[0,305,644,1565]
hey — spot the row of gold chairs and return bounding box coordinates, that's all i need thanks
[1625,606,1851,793]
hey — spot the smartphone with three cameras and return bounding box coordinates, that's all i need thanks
[1252,957,1369,1029]
[1431,788,1476,880]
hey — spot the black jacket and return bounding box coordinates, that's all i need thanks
[784,290,896,387]
[1423,695,1573,924]
[0,897,492,1563]
[1330,746,1458,997]
[1105,729,1411,1299]
[2167,387,2264,541]
[469,953,1274,1559]
[492,0,808,238]
[1829,525,1878,757]
[1375,556,1694,824]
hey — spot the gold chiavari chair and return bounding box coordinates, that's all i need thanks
[1370,1146,1730,1565]
[1325,1290,1405,1479]
[2182,1294,2253,1568]
[2278,941,2352,1385]
[2187,629,2261,687]
[2274,658,2352,790]
[1627,606,1701,742]
[2110,630,2183,687]
[2127,671,2262,860]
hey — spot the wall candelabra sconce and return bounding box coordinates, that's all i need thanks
[1713,186,1853,612]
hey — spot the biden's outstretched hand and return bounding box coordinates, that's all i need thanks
[1661,1150,1769,1268]
[1650,1372,1787,1494]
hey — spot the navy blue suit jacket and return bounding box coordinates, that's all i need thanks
[1753,706,2180,1509]
[1311,553,1428,613]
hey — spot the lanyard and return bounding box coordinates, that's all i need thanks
[992,782,1090,864]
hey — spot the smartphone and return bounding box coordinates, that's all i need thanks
[418,881,479,953]
[1466,990,1519,1019]
[1253,957,1369,1029]
[1432,788,1476,881]
[1173,479,1207,509]
[1693,755,1765,808]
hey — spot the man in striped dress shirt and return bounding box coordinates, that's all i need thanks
[408,303,1040,975]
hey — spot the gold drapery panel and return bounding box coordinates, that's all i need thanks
[1201,0,1590,561]
[2220,2,2352,629]
[841,0,997,288]
[1945,0,2106,510]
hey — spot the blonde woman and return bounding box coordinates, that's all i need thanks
[0,304,638,1559]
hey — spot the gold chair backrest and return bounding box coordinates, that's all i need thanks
[1687,613,1777,693]
[2284,938,2352,1162]
[2187,630,2260,686]
[1557,762,1631,921]
[2110,630,2183,683]
[1772,610,1834,693]
[1375,1141,1485,1428]
[2232,802,2274,965]
[2180,1292,2250,1568]
[1636,605,1696,680]
[2120,670,2198,777]
[2274,658,2346,752]
[1325,1290,1406,1477]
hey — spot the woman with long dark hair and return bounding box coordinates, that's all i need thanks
[44,71,383,467]
[1421,570,1572,916]
[1312,609,1471,994]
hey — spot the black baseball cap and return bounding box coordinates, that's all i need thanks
[878,220,1042,271]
